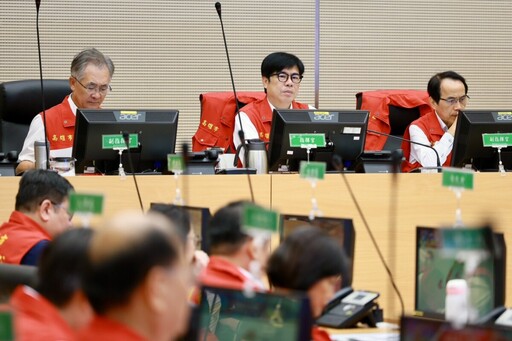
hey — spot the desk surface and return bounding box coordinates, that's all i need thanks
[0,172,510,322]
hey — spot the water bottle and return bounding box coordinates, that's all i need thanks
[34,140,48,170]
[246,139,268,174]
[445,279,469,327]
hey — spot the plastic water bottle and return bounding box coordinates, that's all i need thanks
[445,279,469,327]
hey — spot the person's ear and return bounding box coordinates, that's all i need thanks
[144,267,170,314]
[39,199,53,223]
[429,96,438,109]
[262,76,269,90]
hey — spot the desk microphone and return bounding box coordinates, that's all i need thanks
[35,0,50,169]
[122,131,144,212]
[215,2,255,203]
[367,129,442,171]
[332,154,405,318]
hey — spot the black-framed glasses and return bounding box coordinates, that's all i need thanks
[440,95,470,106]
[72,75,112,95]
[270,72,303,84]
[51,201,74,220]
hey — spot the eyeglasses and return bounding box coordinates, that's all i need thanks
[72,76,112,95]
[440,95,470,106]
[51,201,74,220]
[270,72,303,84]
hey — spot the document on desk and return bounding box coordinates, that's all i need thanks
[330,333,398,341]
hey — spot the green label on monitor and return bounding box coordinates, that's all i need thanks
[69,193,104,214]
[299,161,326,180]
[167,154,185,172]
[102,134,138,149]
[482,133,512,147]
[0,311,13,341]
[442,167,474,190]
[242,203,279,233]
[289,133,326,148]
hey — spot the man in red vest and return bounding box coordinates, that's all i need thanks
[402,71,469,172]
[233,52,312,166]
[16,48,115,175]
[0,169,74,265]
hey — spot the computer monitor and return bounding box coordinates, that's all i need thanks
[451,110,512,171]
[280,214,355,287]
[192,286,313,341]
[268,109,369,172]
[414,226,506,320]
[73,109,179,174]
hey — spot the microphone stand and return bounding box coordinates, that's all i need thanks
[35,0,50,169]
[215,1,255,203]
[368,129,442,171]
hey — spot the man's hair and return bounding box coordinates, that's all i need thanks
[427,70,468,103]
[15,169,74,212]
[148,203,191,244]
[207,200,251,255]
[261,52,305,78]
[71,48,115,79]
[82,214,182,314]
[267,226,349,291]
[36,228,94,307]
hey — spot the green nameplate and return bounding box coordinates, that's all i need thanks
[289,133,326,148]
[482,133,512,148]
[0,311,13,341]
[242,203,279,233]
[442,167,474,190]
[69,193,104,215]
[299,161,326,180]
[167,154,185,172]
[102,134,138,149]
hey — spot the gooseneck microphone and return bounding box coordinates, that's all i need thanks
[333,155,405,318]
[35,0,50,169]
[215,2,255,203]
[368,129,442,171]
[122,131,144,212]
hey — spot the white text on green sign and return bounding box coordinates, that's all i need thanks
[167,154,185,172]
[442,167,474,190]
[482,133,512,148]
[102,134,138,149]
[242,204,279,233]
[69,193,104,215]
[300,161,326,180]
[289,133,326,148]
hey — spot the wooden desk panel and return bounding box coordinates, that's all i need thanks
[0,172,510,322]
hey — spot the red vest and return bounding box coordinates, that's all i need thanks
[311,326,332,341]
[192,92,267,153]
[10,286,77,341]
[77,315,146,341]
[242,98,310,142]
[40,96,76,150]
[357,90,433,151]
[401,111,452,172]
[0,211,52,264]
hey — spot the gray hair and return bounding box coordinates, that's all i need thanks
[70,48,115,80]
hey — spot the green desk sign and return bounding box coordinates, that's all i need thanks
[167,154,185,172]
[299,161,326,180]
[0,311,13,341]
[442,167,474,190]
[289,133,326,148]
[242,203,279,233]
[482,133,512,148]
[69,193,104,215]
[102,134,138,149]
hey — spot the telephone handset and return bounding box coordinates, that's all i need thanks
[316,286,381,329]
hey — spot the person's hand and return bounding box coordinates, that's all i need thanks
[448,115,458,136]
[192,250,209,276]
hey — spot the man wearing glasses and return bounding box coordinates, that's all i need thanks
[233,52,313,166]
[0,169,74,265]
[16,48,115,175]
[401,71,469,172]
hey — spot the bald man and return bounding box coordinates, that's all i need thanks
[78,211,192,341]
